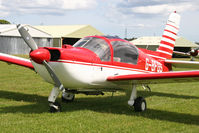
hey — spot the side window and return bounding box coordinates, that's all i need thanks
[112,41,139,65]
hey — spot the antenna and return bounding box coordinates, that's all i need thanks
[124,27,127,39]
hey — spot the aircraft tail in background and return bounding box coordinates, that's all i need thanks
[157,11,181,59]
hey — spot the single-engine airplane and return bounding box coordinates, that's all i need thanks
[1,11,199,113]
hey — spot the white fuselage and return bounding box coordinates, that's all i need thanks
[32,60,149,91]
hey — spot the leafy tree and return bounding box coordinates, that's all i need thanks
[0,19,11,24]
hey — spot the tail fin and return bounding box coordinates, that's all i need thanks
[157,11,181,59]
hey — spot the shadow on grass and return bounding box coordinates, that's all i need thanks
[139,90,199,99]
[0,90,199,125]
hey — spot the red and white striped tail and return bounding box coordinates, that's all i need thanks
[157,11,181,59]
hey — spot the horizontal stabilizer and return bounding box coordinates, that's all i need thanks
[165,59,199,69]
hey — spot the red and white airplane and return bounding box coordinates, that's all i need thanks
[1,11,199,112]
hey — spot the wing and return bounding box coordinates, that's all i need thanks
[165,59,199,69]
[107,71,199,84]
[0,53,34,69]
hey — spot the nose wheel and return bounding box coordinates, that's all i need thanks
[48,87,75,113]
[49,102,61,113]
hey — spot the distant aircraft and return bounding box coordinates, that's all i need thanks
[1,11,199,113]
[173,48,199,61]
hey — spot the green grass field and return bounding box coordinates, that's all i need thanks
[0,59,199,133]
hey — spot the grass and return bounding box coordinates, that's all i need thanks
[0,59,199,133]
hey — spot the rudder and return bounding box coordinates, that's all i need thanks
[157,11,181,59]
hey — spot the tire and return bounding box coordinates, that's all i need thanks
[49,102,61,113]
[61,93,75,103]
[134,97,147,112]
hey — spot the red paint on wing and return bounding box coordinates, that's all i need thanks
[0,53,34,69]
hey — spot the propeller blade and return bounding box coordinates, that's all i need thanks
[43,60,64,90]
[17,24,38,51]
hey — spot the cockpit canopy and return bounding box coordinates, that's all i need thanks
[73,36,139,65]
[111,41,139,65]
[73,37,111,61]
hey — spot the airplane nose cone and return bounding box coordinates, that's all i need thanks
[30,49,51,64]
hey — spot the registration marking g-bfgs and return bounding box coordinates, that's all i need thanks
[145,58,163,72]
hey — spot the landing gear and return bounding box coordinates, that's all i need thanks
[49,102,61,113]
[48,86,75,112]
[61,91,75,102]
[48,86,63,113]
[128,84,147,112]
[134,97,146,112]
[142,84,151,91]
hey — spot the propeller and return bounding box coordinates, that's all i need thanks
[190,47,199,57]
[17,24,63,89]
[17,24,38,51]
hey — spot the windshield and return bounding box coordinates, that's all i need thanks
[73,37,111,61]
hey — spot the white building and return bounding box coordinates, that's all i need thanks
[34,25,104,47]
[0,24,53,54]
[131,36,198,53]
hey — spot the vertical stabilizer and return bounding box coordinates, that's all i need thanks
[157,11,181,59]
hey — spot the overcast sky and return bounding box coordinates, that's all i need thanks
[1,0,199,42]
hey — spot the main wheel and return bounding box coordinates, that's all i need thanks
[134,97,147,112]
[61,92,75,103]
[49,102,61,113]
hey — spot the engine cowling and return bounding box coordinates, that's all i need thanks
[30,48,51,64]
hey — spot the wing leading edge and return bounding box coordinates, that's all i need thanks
[0,53,34,69]
[107,71,199,84]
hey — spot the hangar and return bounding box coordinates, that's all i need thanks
[34,25,104,47]
[0,24,53,54]
[131,36,198,53]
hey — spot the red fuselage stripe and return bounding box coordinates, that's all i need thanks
[56,60,152,73]
[157,52,171,59]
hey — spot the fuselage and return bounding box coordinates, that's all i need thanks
[31,36,170,90]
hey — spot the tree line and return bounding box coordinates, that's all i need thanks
[0,19,11,24]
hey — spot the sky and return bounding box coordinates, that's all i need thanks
[1,0,199,42]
